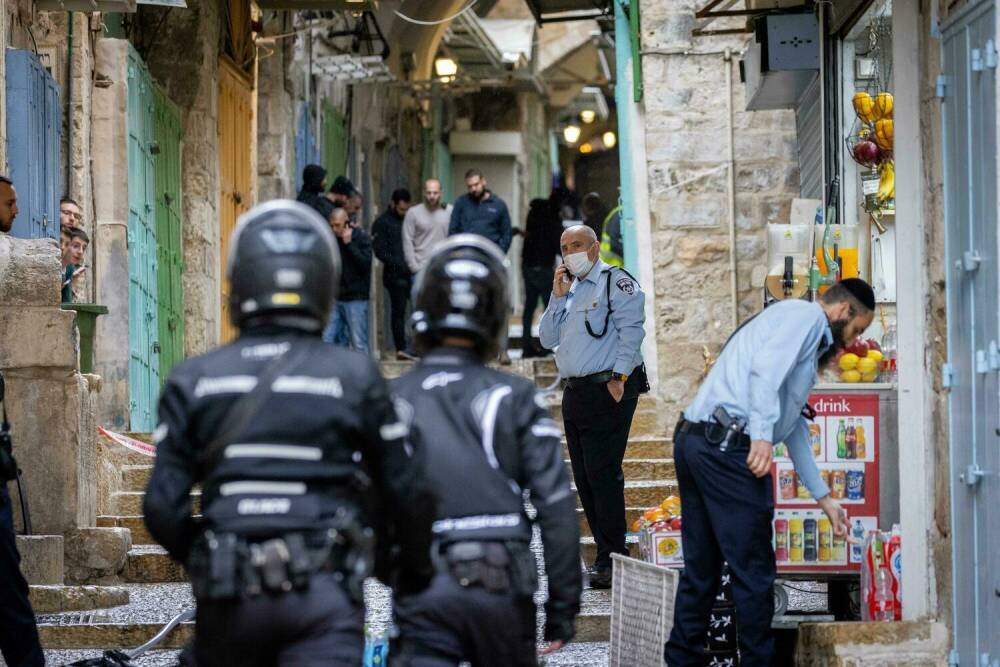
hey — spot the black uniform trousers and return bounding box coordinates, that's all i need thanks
[521,265,553,349]
[384,273,413,353]
[194,572,363,667]
[0,485,44,667]
[394,572,536,667]
[664,427,776,667]
[562,375,640,570]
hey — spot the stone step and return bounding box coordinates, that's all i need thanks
[38,620,194,650]
[98,432,157,466]
[17,534,64,585]
[580,536,639,565]
[112,490,200,516]
[30,585,130,614]
[574,480,678,510]
[565,458,675,482]
[563,436,672,461]
[122,546,188,584]
[65,528,133,586]
[122,464,153,492]
[575,591,612,643]
[97,515,154,545]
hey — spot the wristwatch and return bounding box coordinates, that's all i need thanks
[610,372,628,383]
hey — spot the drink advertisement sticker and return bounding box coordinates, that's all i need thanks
[772,392,880,573]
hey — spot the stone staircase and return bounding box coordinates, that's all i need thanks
[33,355,676,657]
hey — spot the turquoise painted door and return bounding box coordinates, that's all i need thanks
[153,86,184,382]
[127,47,160,431]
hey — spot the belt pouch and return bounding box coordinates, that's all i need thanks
[257,539,293,593]
[284,533,314,590]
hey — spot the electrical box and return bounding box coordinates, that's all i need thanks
[739,12,820,111]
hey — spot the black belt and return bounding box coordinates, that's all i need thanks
[675,417,751,450]
[564,370,614,389]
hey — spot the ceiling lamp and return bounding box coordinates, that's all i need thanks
[579,143,594,154]
[563,124,581,144]
[434,57,458,81]
[603,131,617,148]
[580,109,596,124]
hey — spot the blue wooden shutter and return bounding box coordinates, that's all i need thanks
[5,49,61,240]
[294,102,319,192]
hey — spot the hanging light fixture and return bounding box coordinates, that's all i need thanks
[579,143,594,154]
[603,131,617,148]
[563,124,581,144]
[580,109,596,124]
[434,57,458,81]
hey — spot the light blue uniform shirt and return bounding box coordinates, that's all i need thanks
[684,299,833,499]
[538,259,645,378]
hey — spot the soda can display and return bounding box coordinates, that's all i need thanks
[788,515,804,563]
[803,518,817,562]
[846,469,865,500]
[778,470,796,500]
[774,518,789,561]
[809,424,822,457]
[817,517,832,561]
[818,468,831,489]
[830,469,847,499]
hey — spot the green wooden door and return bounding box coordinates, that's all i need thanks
[153,86,184,381]
[322,103,347,179]
[126,46,160,431]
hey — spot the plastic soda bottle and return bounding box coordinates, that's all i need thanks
[851,519,865,562]
[846,418,857,459]
[856,421,866,459]
[874,566,896,621]
[789,513,804,563]
[836,419,847,459]
[817,517,832,561]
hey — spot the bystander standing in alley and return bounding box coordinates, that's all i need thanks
[60,196,83,230]
[448,169,512,253]
[318,200,372,353]
[296,164,328,210]
[0,176,19,234]
[520,196,562,358]
[402,178,452,275]
[581,192,608,240]
[372,188,414,359]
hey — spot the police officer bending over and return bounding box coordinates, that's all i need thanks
[539,224,648,589]
[665,279,876,667]
[391,235,582,666]
[144,200,434,666]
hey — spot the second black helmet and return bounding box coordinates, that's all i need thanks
[411,235,509,359]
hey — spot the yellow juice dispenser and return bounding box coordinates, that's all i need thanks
[765,224,812,302]
[814,224,860,292]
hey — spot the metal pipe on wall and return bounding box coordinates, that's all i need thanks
[724,47,738,329]
[65,12,74,193]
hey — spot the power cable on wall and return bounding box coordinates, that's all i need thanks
[393,0,477,26]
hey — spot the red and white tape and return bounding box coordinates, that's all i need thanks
[98,427,156,457]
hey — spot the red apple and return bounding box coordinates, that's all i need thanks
[669,517,683,530]
[866,338,881,352]
[846,338,869,357]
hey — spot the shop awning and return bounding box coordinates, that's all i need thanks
[693,0,874,36]
[524,0,611,24]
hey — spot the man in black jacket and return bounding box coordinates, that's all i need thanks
[391,235,581,666]
[296,164,327,210]
[316,201,373,353]
[520,197,562,357]
[143,200,434,666]
[372,188,414,359]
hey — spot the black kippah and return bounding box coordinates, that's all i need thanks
[839,278,876,311]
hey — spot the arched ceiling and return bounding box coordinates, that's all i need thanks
[380,0,472,81]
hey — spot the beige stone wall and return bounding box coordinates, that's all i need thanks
[640,0,799,416]
[0,234,98,534]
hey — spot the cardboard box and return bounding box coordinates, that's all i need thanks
[641,529,684,568]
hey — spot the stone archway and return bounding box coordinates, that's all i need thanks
[383,0,472,81]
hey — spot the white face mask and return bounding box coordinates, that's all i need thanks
[564,250,595,277]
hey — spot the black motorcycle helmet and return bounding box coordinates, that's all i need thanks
[227,199,340,333]
[411,234,509,359]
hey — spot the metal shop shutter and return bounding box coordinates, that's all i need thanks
[795,74,823,200]
[5,49,62,240]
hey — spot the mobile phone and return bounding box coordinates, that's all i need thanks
[559,265,571,283]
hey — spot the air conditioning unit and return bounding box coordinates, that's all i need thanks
[739,12,819,111]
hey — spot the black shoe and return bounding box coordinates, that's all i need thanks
[588,565,612,589]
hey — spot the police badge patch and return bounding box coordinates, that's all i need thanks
[616,278,635,295]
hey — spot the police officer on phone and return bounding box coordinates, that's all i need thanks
[664,279,876,667]
[539,224,647,590]
[391,235,582,666]
[144,200,434,666]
